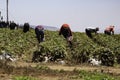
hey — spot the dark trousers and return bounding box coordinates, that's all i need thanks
[35,28,44,43]
[104,31,111,35]
[85,29,92,38]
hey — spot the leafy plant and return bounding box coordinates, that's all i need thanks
[13,76,38,80]
[0,28,120,65]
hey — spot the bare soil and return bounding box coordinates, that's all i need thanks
[0,61,120,80]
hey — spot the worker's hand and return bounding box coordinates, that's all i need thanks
[67,36,73,41]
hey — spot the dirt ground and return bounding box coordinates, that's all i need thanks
[0,61,120,80]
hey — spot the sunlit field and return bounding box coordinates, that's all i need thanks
[0,28,120,80]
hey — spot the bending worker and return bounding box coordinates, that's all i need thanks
[59,24,73,45]
[35,25,44,43]
[104,25,114,35]
[85,27,99,38]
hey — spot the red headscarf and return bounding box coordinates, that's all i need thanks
[62,24,69,28]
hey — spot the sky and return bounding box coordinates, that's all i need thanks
[0,0,120,33]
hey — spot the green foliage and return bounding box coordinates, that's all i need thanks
[78,70,119,80]
[0,28,37,57]
[0,28,120,65]
[13,76,38,80]
[70,70,120,80]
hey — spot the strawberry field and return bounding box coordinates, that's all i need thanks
[0,28,120,80]
[0,28,120,65]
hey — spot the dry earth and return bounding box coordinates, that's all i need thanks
[0,61,120,80]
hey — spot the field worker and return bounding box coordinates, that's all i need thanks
[23,23,30,33]
[85,27,99,38]
[9,21,17,30]
[35,25,44,43]
[104,25,114,35]
[59,24,73,45]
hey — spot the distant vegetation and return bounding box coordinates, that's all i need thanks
[0,28,120,65]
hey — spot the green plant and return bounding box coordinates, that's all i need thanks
[13,76,38,80]
[0,28,120,65]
